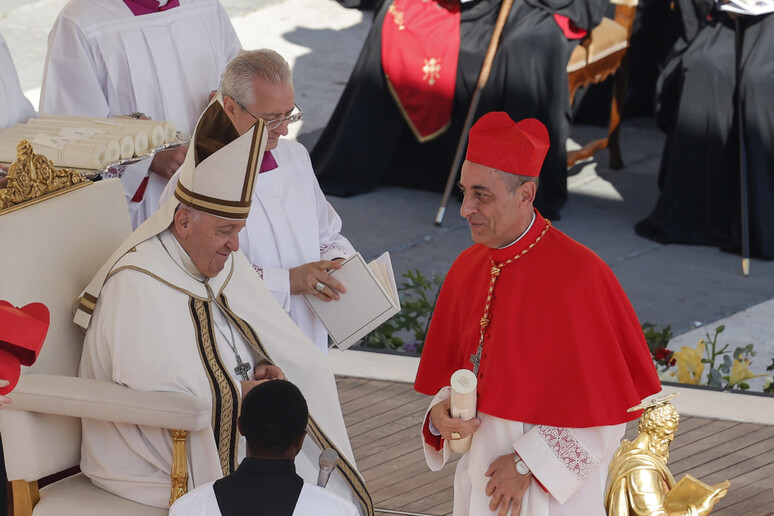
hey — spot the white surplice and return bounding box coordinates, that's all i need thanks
[0,33,35,129]
[169,480,360,516]
[79,230,365,512]
[422,388,625,516]
[39,0,241,228]
[240,140,355,353]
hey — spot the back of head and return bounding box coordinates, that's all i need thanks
[221,49,292,106]
[240,380,309,458]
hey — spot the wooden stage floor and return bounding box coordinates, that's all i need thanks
[336,377,774,516]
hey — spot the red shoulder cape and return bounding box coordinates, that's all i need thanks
[414,212,660,427]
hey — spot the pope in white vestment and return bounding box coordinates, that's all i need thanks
[0,33,35,129]
[40,0,241,228]
[75,97,372,514]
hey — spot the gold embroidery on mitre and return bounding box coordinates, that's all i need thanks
[0,140,87,212]
[388,3,405,30]
[422,58,442,86]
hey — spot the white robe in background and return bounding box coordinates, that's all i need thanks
[240,140,355,353]
[39,0,241,228]
[0,33,35,129]
[169,480,360,516]
[423,388,625,516]
[159,139,355,353]
[79,230,366,512]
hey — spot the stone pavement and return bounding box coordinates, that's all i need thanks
[2,0,773,383]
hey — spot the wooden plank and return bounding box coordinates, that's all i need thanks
[338,377,774,516]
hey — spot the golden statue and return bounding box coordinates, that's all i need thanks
[0,140,85,211]
[604,394,729,516]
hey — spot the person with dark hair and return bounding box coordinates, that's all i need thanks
[169,380,359,515]
[414,112,661,515]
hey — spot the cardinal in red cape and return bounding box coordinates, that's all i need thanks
[414,112,660,516]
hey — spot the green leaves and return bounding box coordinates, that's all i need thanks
[362,269,445,354]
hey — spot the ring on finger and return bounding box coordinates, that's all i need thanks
[315,281,325,292]
[450,431,461,440]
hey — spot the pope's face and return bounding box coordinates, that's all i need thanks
[231,78,295,151]
[180,211,246,278]
[458,161,534,248]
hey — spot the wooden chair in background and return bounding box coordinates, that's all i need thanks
[566,0,638,169]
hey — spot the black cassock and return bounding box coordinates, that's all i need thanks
[636,0,774,259]
[311,0,607,219]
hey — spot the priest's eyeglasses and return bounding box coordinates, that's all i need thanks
[237,102,303,130]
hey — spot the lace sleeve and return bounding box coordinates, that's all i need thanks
[537,426,599,483]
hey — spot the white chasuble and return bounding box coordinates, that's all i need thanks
[0,34,35,129]
[79,232,369,513]
[422,389,625,516]
[239,140,355,353]
[39,0,241,228]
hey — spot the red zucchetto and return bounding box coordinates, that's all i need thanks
[0,301,50,395]
[465,112,550,177]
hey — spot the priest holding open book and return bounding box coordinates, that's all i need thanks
[414,112,661,515]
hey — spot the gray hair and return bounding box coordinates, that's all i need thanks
[221,49,292,106]
[497,170,539,194]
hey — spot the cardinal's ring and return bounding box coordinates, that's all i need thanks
[451,431,461,440]
[315,281,326,292]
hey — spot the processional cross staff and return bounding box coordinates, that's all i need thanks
[435,0,515,226]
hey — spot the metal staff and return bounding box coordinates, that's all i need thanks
[734,16,750,276]
[434,0,515,226]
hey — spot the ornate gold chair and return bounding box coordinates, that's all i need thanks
[0,145,210,515]
[566,0,638,169]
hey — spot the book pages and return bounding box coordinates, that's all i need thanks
[304,252,400,350]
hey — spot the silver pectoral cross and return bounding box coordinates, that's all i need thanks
[470,344,483,376]
[234,353,251,381]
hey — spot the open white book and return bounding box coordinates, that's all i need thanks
[303,252,401,350]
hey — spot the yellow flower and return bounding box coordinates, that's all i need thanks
[727,358,766,388]
[673,340,705,385]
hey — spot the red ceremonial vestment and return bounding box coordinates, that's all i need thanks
[415,211,660,428]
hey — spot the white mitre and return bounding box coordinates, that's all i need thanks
[74,95,267,330]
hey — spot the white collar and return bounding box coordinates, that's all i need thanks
[160,229,206,281]
[498,211,536,250]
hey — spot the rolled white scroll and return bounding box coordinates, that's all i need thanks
[28,118,164,148]
[89,134,134,160]
[0,137,108,170]
[449,369,477,454]
[39,114,177,144]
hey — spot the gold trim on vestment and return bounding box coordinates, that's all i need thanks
[385,76,450,143]
[387,2,405,30]
[241,119,264,203]
[106,265,209,301]
[215,295,374,516]
[306,415,375,516]
[174,183,251,219]
[189,297,241,475]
